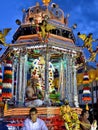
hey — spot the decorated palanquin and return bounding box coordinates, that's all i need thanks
[0,0,83,129]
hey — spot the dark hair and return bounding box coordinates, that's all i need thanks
[29,107,37,114]
[81,109,89,116]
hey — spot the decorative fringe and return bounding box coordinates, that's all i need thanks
[4,101,8,112]
[2,56,13,99]
[86,103,89,111]
[82,71,91,103]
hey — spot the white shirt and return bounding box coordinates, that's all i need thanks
[91,125,97,130]
[23,118,48,130]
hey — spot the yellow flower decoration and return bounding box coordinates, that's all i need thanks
[60,103,80,130]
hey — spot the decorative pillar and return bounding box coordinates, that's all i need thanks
[59,56,65,100]
[65,55,73,106]
[69,57,74,106]
[45,46,49,93]
[12,58,19,104]
[22,54,28,104]
[44,44,50,105]
[15,53,27,106]
[65,55,71,102]
[73,57,79,107]
[15,58,19,104]
[12,63,15,97]
[65,55,69,100]
[17,55,23,105]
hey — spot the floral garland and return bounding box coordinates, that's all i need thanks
[0,64,2,101]
[2,57,12,99]
[31,57,54,92]
[60,102,80,130]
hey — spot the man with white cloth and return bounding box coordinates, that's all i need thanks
[22,107,48,130]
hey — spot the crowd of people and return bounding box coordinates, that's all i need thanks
[18,108,98,130]
[0,107,98,130]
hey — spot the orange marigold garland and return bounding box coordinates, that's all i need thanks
[2,57,12,99]
[0,64,2,101]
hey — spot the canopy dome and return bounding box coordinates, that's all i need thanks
[22,2,65,24]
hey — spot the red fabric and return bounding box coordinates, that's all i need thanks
[6,61,12,64]
[7,116,64,129]
[2,93,12,98]
[83,87,91,90]
[3,79,12,83]
[82,97,92,101]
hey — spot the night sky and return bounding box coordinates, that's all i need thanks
[0,0,98,67]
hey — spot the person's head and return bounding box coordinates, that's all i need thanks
[26,87,34,99]
[81,110,89,119]
[29,107,38,122]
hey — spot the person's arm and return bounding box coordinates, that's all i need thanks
[22,119,31,130]
[41,121,48,130]
[80,121,91,130]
